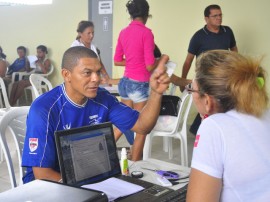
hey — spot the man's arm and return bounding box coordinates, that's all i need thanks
[170,74,192,87]
[230,46,238,52]
[131,55,170,135]
[181,53,195,79]
[33,167,62,182]
[187,168,222,202]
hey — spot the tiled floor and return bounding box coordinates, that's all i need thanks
[0,126,196,193]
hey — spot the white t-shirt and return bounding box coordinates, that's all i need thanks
[191,109,270,202]
[70,40,100,59]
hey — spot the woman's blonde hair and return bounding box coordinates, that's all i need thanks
[195,50,268,117]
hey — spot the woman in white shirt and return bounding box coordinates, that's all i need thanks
[71,20,110,84]
[186,50,270,202]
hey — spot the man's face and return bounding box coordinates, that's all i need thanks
[63,57,101,104]
[17,49,25,58]
[205,9,222,27]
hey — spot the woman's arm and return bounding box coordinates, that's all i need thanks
[187,168,222,202]
[114,59,126,66]
[37,59,51,74]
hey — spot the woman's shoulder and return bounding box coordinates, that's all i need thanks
[71,40,82,47]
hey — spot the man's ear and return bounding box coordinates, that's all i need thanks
[204,16,209,24]
[61,68,71,82]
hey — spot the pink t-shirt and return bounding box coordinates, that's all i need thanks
[114,21,155,82]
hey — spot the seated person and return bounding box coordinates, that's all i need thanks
[0,46,8,78]
[21,46,170,183]
[186,50,270,201]
[6,46,30,77]
[9,45,51,106]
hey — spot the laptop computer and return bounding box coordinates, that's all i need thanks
[0,179,107,202]
[55,122,174,201]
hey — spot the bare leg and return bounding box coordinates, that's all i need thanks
[9,80,31,106]
[131,100,147,161]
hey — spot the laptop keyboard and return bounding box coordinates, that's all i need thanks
[118,175,156,189]
[154,183,188,202]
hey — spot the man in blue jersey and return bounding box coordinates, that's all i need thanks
[22,46,170,183]
[171,4,238,134]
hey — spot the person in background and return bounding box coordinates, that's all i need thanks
[71,20,111,84]
[0,46,7,60]
[186,50,270,201]
[0,46,8,78]
[9,45,51,106]
[6,46,30,77]
[114,0,158,161]
[21,46,170,183]
[172,4,238,135]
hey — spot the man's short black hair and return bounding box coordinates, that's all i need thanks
[204,4,221,17]
[17,46,27,53]
[61,46,98,71]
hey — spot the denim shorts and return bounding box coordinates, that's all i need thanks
[118,77,149,103]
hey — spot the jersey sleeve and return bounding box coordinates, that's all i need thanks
[22,100,58,169]
[106,94,139,132]
[191,117,225,178]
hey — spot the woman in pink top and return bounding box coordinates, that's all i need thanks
[114,0,157,161]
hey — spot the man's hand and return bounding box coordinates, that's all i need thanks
[150,54,171,95]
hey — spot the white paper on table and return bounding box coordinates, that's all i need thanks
[82,177,144,201]
[27,55,38,68]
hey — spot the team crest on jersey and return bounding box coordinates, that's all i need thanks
[29,138,38,152]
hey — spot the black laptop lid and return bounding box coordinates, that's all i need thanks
[55,122,121,186]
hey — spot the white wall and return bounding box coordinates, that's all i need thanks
[0,0,88,86]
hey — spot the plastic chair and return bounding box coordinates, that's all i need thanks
[24,65,54,102]
[143,90,193,166]
[29,74,53,100]
[0,106,30,188]
[0,77,12,162]
[0,77,11,110]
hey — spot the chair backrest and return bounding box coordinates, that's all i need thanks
[153,90,192,135]
[176,90,193,133]
[29,74,53,99]
[0,106,30,188]
[0,77,11,109]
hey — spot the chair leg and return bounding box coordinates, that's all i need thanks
[163,137,169,152]
[168,137,173,160]
[143,133,152,160]
[0,145,3,162]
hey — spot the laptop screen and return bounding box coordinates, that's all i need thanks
[55,122,121,186]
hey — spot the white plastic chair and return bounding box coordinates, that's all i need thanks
[0,77,12,162]
[29,74,53,100]
[0,77,11,110]
[7,70,35,98]
[24,65,54,102]
[0,106,30,188]
[143,90,193,166]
